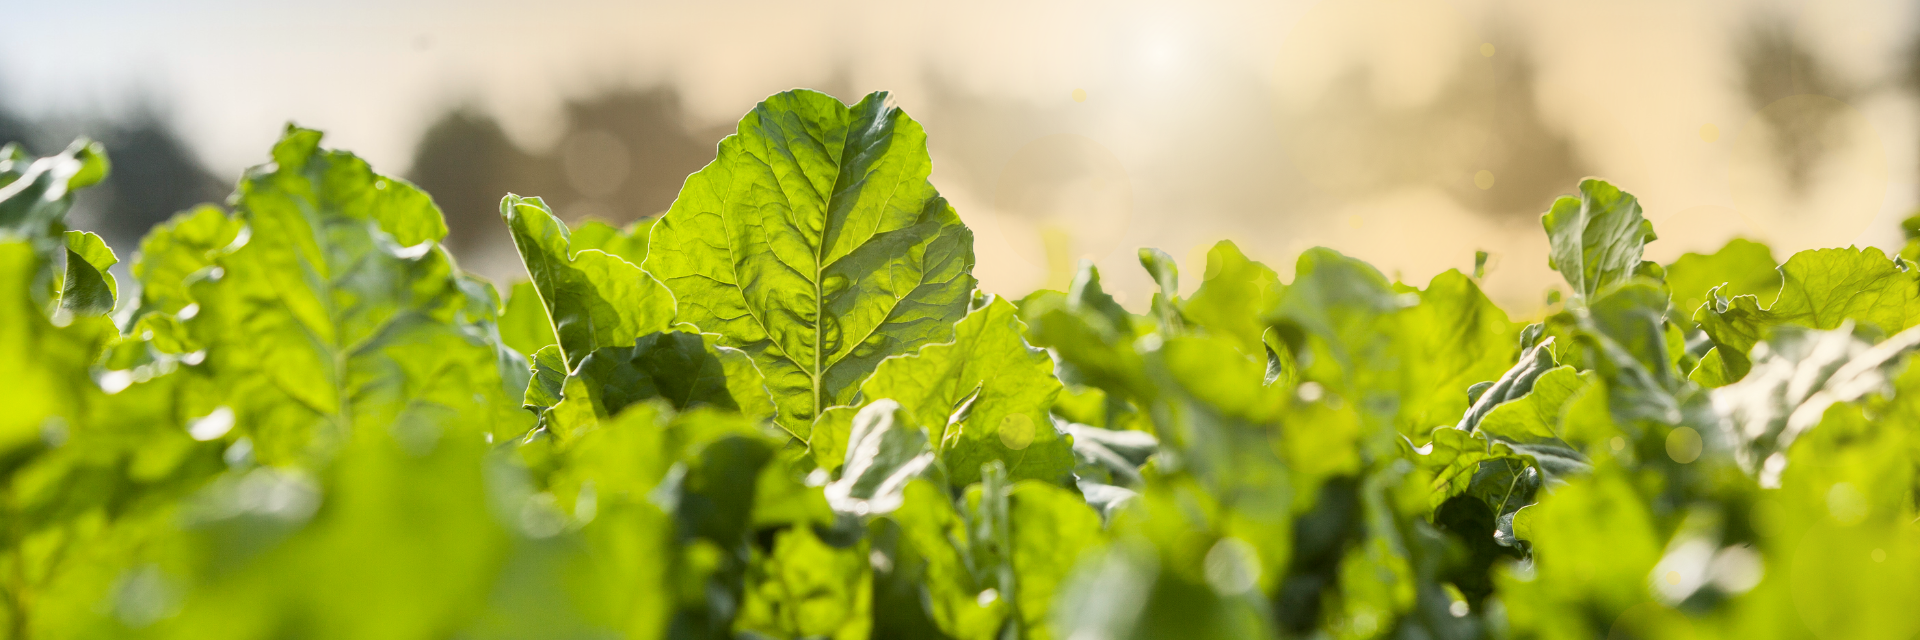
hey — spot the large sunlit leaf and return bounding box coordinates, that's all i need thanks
[645,89,976,438]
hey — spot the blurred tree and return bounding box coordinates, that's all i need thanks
[1437,37,1588,217]
[407,108,549,257]
[86,112,226,248]
[1738,17,1852,194]
[0,107,26,150]
[407,86,728,278]
[1280,34,1589,219]
[549,87,727,223]
[1905,33,1920,201]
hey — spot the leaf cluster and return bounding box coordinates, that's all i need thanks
[4,91,1919,640]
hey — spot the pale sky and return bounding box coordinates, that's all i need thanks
[7,0,1918,312]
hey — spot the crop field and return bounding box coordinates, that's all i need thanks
[3,89,1916,639]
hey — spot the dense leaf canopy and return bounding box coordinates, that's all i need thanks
[3,92,1918,640]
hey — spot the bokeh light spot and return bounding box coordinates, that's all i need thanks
[1480,42,1495,57]
[1072,88,1087,103]
[1666,427,1702,463]
[1699,123,1720,142]
[998,413,1035,450]
[1473,170,1495,190]
[1826,482,1866,525]
[1610,436,1626,452]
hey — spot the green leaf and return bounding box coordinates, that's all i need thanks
[1020,264,1154,404]
[1006,481,1105,640]
[1138,247,1183,334]
[1064,423,1157,488]
[1541,178,1656,302]
[1687,347,1736,387]
[1396,269,1518,435]
[811,296,1071,487]
[1476,366,1593,447]
[890,479,1006,640]
[554,331,776,435]
[1695,290,1768,380]
[498,280,559,359]
[1456,340,1559,433]
[1268,247,1406,381]
[736,525,871,640]
[58,230,117,316]
[1586,282,1680,391]
[130,204,243,318]
[501,194,675,369]
[1663,238,1778,328]
[521,344,568,413]
[646,90,976,436]
[184,125,533,460]
[1695,246,1920,384]
[0,241,111,457]
[825,400,936,515]
[1183,240,1284,360]
[1769,247,1920,334]
[1501,465,1663,618]
[160,413,511,640]
[0,138,111,308]
[568,218,653,266]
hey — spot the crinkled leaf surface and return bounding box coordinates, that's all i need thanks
[1664,238,1778,328]
[1697,246,1920,383]
[131,204,243,318]
[813,296,1071,487]
[501,194,674,368]
[185,125,532,460]
[1541,178,1656,302]
[1769,247,1920,333]
[646,90,976,437]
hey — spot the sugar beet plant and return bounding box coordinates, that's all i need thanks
[3,89,1918,639]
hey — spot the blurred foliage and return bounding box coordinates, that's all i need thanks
[4,88,1920,640]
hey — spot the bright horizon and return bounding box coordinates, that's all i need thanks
[7,0,1918,314]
